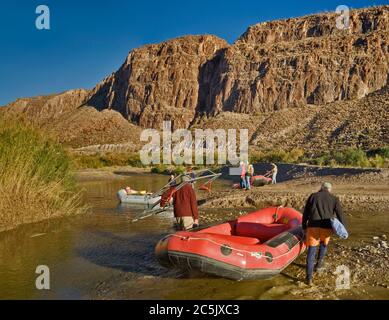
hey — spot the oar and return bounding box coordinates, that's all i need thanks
[131,206,172,223]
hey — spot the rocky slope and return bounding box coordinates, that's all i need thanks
[47,107,143,148]
[3,89,90,125]
[195,84,389,152]
[2,6,388,152]
[1,90,142,148]
[201,164,389,213]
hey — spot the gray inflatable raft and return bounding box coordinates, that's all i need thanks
[117,189,161,207]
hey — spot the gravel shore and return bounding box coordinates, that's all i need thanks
[200,164,389,214]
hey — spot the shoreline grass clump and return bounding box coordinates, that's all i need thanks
[250,147,389,168]
[71,146,389,171]
[71,152,144,169]
[0,116,87,232]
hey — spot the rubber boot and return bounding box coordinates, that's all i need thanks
[306,246,317,285]
[315,242,328,273]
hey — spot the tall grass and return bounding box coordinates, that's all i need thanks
[0,116,86,232]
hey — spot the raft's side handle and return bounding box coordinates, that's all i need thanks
[273,206,283,223]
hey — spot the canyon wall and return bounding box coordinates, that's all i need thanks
[202,6,389,114]
[86,35,228,129]
[3,6,388,151]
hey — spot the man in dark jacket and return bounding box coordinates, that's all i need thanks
[303,182,346,285]
[172,175,199,230]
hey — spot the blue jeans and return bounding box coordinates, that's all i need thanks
[306,243,328,281]
[245,176,251,190]
[240,177,247,189]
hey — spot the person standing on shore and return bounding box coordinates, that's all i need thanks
[246,162,255,190]
[302,182,346,285]
[239,161,247,190]
[267,163,278,184]
[172,175,199,230]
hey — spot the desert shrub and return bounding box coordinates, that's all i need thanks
[285,148,305,163]
[311,154,331,166]
[150,165,187,175]
[71,152,144,169]
[150,164,168,174]
[249,148,305,164]
[333,149,370,167]
[370,146,389,159]
[370,155,386,168]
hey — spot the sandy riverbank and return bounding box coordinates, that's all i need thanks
[200,163,389,214]
[195,164,389,299]
[75,163,389,213]
[284,236,389,299]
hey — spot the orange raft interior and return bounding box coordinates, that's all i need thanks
[155,207,306,280]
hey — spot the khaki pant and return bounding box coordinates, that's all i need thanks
[176,216,194,230]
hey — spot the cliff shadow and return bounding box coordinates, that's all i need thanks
[192,47,229,123]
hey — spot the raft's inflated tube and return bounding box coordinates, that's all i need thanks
[117,189,161,206]
[155,207,305,280]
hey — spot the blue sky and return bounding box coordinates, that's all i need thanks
[0,0,386,105]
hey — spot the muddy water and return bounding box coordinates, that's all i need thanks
[0,173,388,300]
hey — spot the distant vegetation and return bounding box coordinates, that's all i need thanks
[150,164,186,175]
[71,152,144,169]
[71,147,389,171]
[250,147,389,168]
[0,116,86,232]
[71,152,222,174]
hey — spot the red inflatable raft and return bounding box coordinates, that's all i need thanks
[156,207,305,280]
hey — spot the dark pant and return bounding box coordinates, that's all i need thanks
[306,242,328,280]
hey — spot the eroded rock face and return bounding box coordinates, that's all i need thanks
[200,6,389,114]
[87,6,389,123]
[87,35,228,129]
[3,6,388,152]
[196,83,389,153]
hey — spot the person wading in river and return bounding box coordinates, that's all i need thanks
[172,175,199,231]
[302,182,346,285]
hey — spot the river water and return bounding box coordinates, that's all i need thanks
[0,173,388,300]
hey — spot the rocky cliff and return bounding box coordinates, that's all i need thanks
[87,6,389,121]
[86,35,228,129]
[2,6,388,152]
[202,6,389,114]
